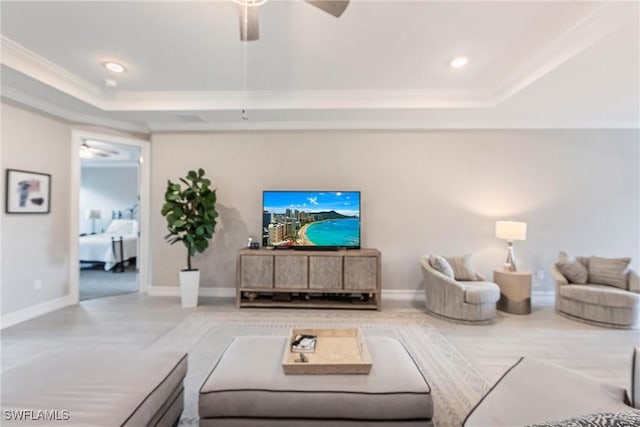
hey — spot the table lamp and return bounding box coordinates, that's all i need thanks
[495,221,527,272]
[87,209,101,234]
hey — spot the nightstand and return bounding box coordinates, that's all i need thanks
[493,270,532,314]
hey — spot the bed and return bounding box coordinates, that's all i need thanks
[79,219,138,271]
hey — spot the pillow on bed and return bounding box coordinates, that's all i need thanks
[106,219,137,235]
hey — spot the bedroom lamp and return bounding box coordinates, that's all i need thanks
[87,210,101,234]
[495,221,527,272]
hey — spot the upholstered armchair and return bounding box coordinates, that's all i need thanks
[420,255,500,324]
[552,254,640,329]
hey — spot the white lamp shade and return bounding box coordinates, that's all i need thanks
[86,209,101,220]
[495,221,527,241]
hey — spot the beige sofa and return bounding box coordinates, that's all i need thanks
[464,348,640,426]
[552,256,640,329]
[0,350,187,426]
[420,255,500,324]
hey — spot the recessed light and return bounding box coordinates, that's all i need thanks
[450,57,468,68]
[103,62,126,73]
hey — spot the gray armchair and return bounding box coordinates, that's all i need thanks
[420,255,499,324]
[552,256,640,329]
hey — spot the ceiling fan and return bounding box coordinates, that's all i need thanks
[79,142,120,158]
[234,0,350,41]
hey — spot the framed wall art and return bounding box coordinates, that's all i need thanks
[5,169,51,214]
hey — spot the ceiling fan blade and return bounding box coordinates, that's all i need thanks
[306,0,349,18]
[88,146,119,155]
[93,151,110,158]
[238,5,259,41]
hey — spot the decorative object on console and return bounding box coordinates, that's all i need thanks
[162,168,219,308]
[495,220,527,272]
[86,209,101,234]
[5,169,51,214]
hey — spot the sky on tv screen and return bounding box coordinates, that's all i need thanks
[263,191,360,217]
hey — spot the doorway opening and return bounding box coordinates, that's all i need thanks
[78,140,140,300]
[69,131,150,304]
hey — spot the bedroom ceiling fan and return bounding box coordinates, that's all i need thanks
[79,142,120,158]
[234,0,350,41]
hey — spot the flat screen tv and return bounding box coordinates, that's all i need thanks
[262,191,361,249]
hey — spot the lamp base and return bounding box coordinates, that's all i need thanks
[504,242,517,272]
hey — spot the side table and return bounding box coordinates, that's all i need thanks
[493,270,532,314]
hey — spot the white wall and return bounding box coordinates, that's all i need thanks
[1,103,71,315]
[79,166,138,234]
[150,130,639,293]
[1,102,147,323]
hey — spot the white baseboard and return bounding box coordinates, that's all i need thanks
[146,287,555,305]
[382,290,423,301]
[1,295,74,329]
[532,291,555,306]
[147,286,235,298]
[149,287,423,301]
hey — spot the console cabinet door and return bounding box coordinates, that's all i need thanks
[344,257,377,290]
[241,255,273,288]
[309,256,342,290]
[275,256,308,289]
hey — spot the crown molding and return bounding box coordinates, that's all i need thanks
[103,89,490,111]
[0,2,635,131]
[0,35,105,108]
[490,2,637,105]
[1,86,150,134]
[146,118,640,132]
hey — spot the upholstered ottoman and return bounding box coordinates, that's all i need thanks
[199,336,433,426]
[0,350,187,426]
[464,357,636,426]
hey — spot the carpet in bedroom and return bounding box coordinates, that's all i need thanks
[147,314,491,427]
[79,263,138,301]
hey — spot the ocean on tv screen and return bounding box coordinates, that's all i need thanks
[263,191,360,247]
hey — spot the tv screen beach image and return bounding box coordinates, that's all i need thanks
[263,191,360,247]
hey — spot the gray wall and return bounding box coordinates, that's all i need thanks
[2,99,638,318]
[79,167,138,234]
[1,102,146,317]
[1,103,71,314]
[150,130,639,293]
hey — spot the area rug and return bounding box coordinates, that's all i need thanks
[147,313,490,427]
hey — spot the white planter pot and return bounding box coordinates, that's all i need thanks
[179,270,200,308]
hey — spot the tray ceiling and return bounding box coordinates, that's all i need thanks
[1,1,638,132]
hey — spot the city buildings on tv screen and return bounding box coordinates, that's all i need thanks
[263,191,360,247]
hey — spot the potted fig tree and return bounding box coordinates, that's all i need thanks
[161,168,218,307]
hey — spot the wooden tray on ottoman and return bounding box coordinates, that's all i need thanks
[282,328,372,375]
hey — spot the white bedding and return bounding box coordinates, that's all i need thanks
[79,233,137,271]
[79,220,138,271]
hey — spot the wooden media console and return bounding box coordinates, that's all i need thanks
[236,248,382,310]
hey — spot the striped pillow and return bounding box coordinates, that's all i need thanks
[556,252,588,284]
[588,256,631,289]
[429,254,454,279]
[445,255,478,281]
